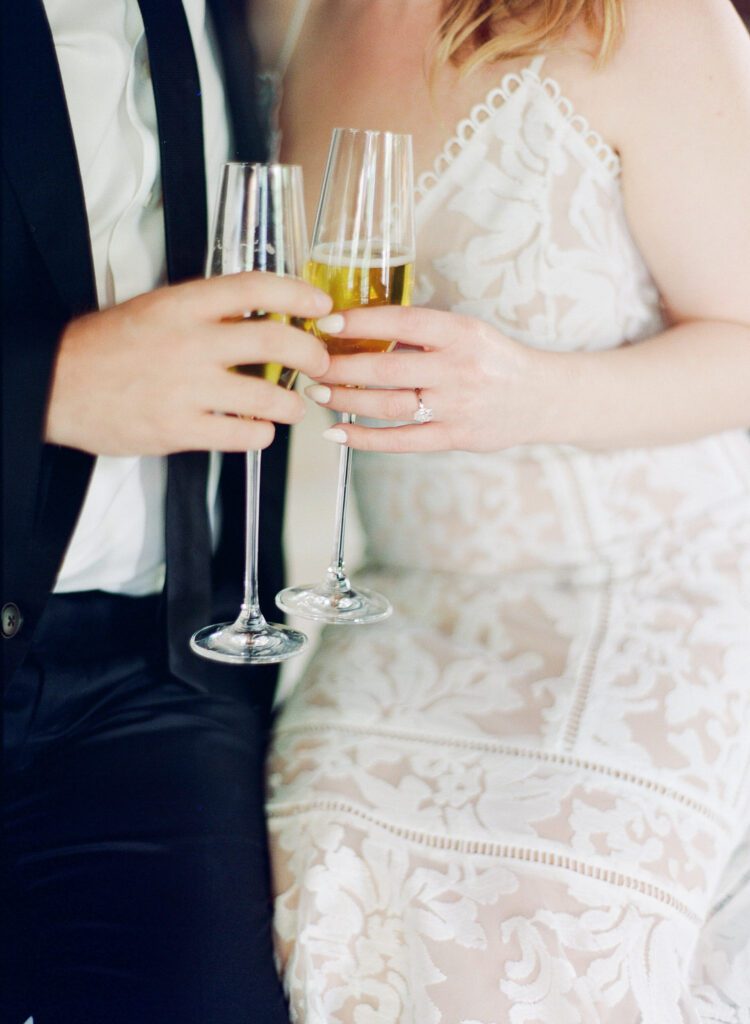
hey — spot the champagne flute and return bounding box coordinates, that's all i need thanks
[191,162,309,664]
[276,128,415,624]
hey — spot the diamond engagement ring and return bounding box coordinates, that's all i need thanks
[413,388,434,424]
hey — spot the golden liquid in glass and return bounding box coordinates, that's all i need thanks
[305,248,414,354]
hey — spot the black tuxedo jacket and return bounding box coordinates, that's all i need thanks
[1,0,288,687]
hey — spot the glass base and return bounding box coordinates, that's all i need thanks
[190,619,308,665]
[276,575,392,625]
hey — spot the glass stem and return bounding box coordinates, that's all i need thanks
[239,449,266,629]
[328,412,355,584]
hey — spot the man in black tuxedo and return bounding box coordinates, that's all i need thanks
[1,1,329,1020]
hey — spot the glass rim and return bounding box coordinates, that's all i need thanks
[331,126,413,142]
[220,160,303,173]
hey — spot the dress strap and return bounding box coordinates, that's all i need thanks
[527,54,546,77]
[276,0,314,77]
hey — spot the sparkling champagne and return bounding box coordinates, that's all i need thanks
[305,243,414,354]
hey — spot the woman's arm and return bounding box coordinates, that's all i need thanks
[308,0,750,454]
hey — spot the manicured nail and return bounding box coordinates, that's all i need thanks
[315,313,345,335]
[322,427,347,444]
[305,384,332,404]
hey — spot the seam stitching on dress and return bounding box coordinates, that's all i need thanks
[272,723,728,828]
[556,452,613,753]
[268,798,702,923]
[560,577,612,754]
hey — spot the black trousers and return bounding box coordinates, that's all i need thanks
[2,591,289,1024]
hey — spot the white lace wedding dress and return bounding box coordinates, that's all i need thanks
[266,57,750,1023]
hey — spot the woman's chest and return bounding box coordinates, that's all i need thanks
[278,4,525,220]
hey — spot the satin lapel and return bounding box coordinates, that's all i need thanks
[1,0,97,318]
[207,0,267,161]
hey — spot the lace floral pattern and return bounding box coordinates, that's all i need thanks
[268,58,750,1022]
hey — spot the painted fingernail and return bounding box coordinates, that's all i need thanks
[315,313,345,335]
[305,384,332,404]
[322,427,347,444]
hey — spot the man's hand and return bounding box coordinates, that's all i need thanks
[45,272,332,455]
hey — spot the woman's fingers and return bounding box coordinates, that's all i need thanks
[305,383,437,423]
[321,420,449,453]
[315,305,473,351]
[316,350,442,388]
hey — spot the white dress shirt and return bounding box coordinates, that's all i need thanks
[45,0,230,595]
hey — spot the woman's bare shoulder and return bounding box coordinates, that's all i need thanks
[591,0,750,326]
[616,1,745,87]
[543,0,750,157]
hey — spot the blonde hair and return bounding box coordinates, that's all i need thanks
[435,0,625,74]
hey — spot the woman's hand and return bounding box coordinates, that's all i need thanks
[305,305,564,453]
[307,299,750,455]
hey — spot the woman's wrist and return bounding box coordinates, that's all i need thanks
[522,348,589,449]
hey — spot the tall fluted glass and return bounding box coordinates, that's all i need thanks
[276,129,415,624]
[191,162,309,664]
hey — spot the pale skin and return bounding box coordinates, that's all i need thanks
[255,0,750,453]
[45,273,332,456]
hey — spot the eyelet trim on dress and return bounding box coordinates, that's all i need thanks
[534,66,622,176]
[269,798,703,923]
[272,721,732,829]
[415,61,622,201]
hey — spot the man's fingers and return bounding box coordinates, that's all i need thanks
[180,271,333,322]
[221,319,329,379]
[187,413,276,452]
[207,373,306,424]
